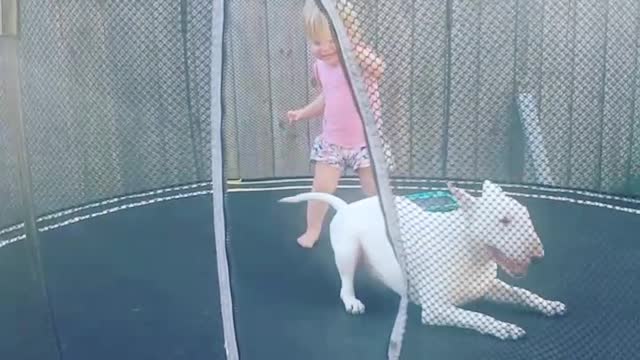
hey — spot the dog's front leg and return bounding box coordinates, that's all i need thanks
[485,279,566,317]
[420,302,526,340]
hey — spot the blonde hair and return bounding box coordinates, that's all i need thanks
[303,0,361,41]
[303,0,332,41]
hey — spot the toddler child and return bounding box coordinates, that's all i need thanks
[286,0,385,248]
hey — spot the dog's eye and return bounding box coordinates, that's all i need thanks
[499,216,511,225]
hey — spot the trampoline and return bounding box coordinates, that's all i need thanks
[2,0,640,359]
[2,178,639,360]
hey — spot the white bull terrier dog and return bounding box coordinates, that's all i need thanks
[279,180,566,340]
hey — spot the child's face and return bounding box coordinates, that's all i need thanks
[310,35,339,65]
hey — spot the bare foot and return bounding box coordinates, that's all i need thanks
[297,229,320,248]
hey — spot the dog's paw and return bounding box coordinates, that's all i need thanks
[490,322,526,340]
[343,297,365,315]
[541,300,567,317]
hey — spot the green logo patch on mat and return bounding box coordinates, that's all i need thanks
[403,190,459,212]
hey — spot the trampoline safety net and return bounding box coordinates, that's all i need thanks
[0,0,639,359]
[300,0,640,358]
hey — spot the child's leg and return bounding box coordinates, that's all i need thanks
[352,147,377,197]
[298,162,341,248]
[357,166,377,197]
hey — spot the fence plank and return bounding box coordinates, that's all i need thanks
[516,0,544,94]
[20,2,86,214]
[0,39,25,229]
[267,0,312,177]
[103,2,194,193]
[474,0,517,181]
[569,0,607,190]
[65,3,123,200]
[154,2,202,185]
[409,0,447,178]
[222,24,240,179]
[515,0,546,184]
[374,0,414,176]
[104,2,161,193]
[185,0,216,182]
[626,2,640,195]
[229,0,274,178]
[537,1,574,187]
[446,0,481,179]
[630,55,640,193]
[600,0,639,192]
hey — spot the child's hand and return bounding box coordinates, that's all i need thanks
[286,109,304,124]
[285,95,324,125]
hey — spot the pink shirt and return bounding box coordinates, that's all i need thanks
[314,60,380,149]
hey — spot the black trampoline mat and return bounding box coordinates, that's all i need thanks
[1,183,639,360]
[227,186,640,360]
[1,195,226,360]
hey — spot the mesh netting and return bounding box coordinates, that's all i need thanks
[2,4,227,359]
[220,0,639,196]
[514,0,640,193]
[328,0,640,191]
[15,0,213,218]
[324,0,640,358]
[212,0,640,194]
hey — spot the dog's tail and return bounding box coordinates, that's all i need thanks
[278,192,348,211]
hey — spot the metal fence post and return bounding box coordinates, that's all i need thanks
[1,2,63,358]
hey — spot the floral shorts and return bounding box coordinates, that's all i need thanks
[310,136,371,172]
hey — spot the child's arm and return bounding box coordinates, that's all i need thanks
[299,93,325,119]
[287,93,325,123]
[352,43,384,79]
[339,1,385,79]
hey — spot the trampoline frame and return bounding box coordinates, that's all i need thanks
[3,177,639,249]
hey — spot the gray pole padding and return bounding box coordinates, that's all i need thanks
[209,0,240,359]
[1,35,63,359]
[316,1,410,359]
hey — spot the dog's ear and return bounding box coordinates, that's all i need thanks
[482,180,503,197]
[447,182,475,210]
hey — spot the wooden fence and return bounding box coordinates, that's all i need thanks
[222,0,640,194]
[1,0,639,232]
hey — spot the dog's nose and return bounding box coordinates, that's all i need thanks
[531,243,544,260]
[531,255,543,264]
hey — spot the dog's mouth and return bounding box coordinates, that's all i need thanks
[486,245,530,279]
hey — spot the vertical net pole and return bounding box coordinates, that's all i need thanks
[209,0,240,359]
[316,1,410,359]
[1,35,62,360]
